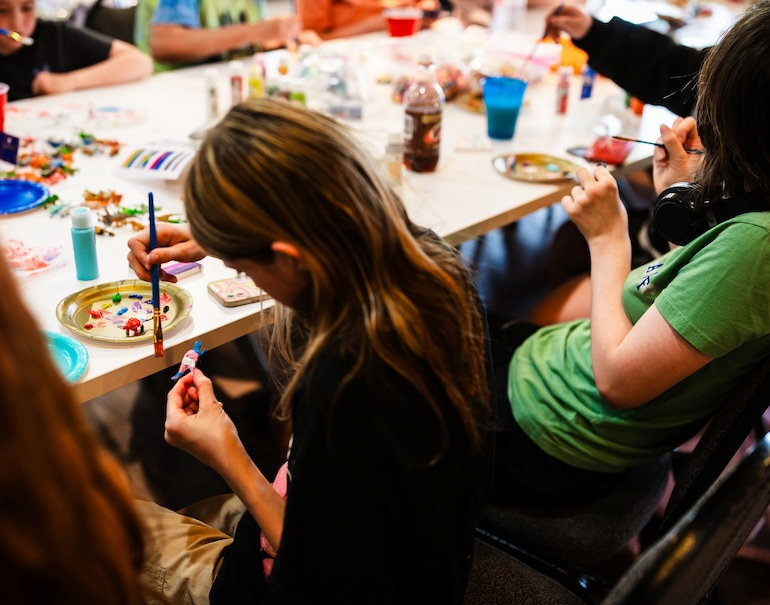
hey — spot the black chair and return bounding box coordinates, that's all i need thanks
[464,433,770,605]
[477,350,770,600]
[479,453,671,567]
[603,432,770,604]
[71,0,138,44]
[464,535,587,605]
[471,349,770,603]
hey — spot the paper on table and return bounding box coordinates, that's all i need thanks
[117,143,195,181]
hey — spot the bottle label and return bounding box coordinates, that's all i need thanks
[405,109,441,152]
[231,76,244,106]
[404,107,442,172]
[557,82,569,114]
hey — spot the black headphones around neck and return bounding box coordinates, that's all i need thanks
[652,183,768,246]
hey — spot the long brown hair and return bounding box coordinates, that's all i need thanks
[185,98,491,453]
[0,256,145,604]
[696,0,770,203]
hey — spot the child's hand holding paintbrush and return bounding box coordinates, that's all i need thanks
[648,117,706,193]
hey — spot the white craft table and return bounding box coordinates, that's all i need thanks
[1,8,684,402]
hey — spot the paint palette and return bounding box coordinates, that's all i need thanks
[56,279,193,344]
[0,180,50,214]
[492,153,581,183]
[45,331,89,382]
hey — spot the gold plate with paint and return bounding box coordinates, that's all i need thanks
[492,153,580,183]
[56,279,193,344]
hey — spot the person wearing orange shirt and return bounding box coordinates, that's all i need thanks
[297,0,441,40]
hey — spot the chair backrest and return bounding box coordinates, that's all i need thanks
[657,353,770,536]
[602,432,770,605]
[84,0,138,44]
[466,355,770,602]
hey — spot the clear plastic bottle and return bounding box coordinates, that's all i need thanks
[491,0,527,34]
[204,67,219,121]
[403,55,445,173]
[247,55,266,99]
[71,206,99,280]
[556,65,572,114]
[384,131,404,186]
[229,60,246,106]
[580,65,596,100]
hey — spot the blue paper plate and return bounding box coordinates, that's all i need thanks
[45,331,89,383]
[0,179,50,214]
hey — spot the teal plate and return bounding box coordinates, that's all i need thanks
[45,331,89,383]
[0,179,50,214]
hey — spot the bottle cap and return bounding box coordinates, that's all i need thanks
[204,67,218,83]
[417,54,435,68]
[71,206,93,229]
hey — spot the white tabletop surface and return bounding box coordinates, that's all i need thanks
[1,10,682,402]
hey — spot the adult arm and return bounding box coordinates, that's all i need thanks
[149,16,301,63]
[562,166,712,409]
[547,2,708,117]
[32,39,152,96]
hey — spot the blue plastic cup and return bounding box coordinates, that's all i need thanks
[482,77,528,140]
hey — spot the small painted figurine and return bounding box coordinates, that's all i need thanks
[171,341,205,381]
[124,317,145,336]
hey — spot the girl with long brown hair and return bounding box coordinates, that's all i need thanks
[0,255,146,604]
[128,98,493,604]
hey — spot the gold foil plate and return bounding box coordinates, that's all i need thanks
[492,153,580,183]
[56,279,192,344]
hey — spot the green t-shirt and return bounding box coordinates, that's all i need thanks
[135,0,266,73]
[509,211,770,472]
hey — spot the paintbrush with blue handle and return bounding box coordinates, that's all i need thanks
[0,28,33,45]
[148,192,164,357]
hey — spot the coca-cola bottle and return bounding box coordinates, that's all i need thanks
[403,55,445,173]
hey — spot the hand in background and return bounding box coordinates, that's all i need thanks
[31,71,73,96]
[544,1,593,41]
[297,29,322,46]
[253,15,302,50]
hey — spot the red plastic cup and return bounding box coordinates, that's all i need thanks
[384,8,423,37]
[0,83,8,133]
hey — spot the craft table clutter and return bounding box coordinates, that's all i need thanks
[0,5,685,402]
[0,73,272,403]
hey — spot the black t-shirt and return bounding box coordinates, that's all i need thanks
[210,348,493,604]
[0,20,113,101]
